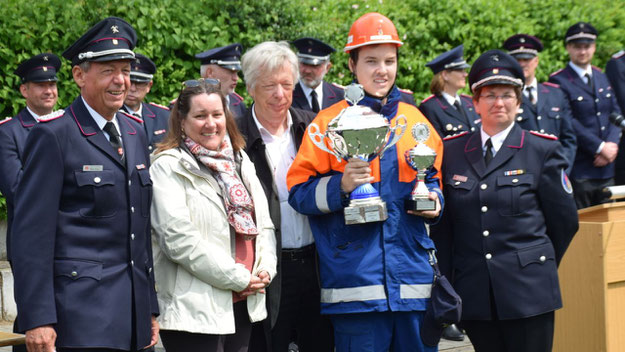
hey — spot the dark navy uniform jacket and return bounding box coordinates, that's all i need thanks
[515,82,577,174]
[399,89,417,106]
[606,51,625,184]
[430,124,578,321]
[549,64,621,180]
[121,102,170,153]
[419,94,480,138]
[228,92,247,118]
[10,97,159,350]
[292,81,344,111]
[0,109,39,260]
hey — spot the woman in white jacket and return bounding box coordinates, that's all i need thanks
[150,79,277,352]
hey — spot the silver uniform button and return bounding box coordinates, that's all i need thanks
[597,112,601,116]
[517,116,523,121]
[512,178,519,183]
[537,116,542,120]
[128,180,132,186]
[480,184,487,190]
[485,253,492,260]
[455,181,461,186]
[595,98,600,103]
[481,206,488,213]
[577,96,583,101]
[71,271,78,277]
[131,233,135,240]
[540,255,546,262]
[131,206,135,213]
[149,267,152,273]
[540,129,545,133]
[601,126,606,131]
[483,230,490,237]
[148,145,153,151]
[131,260,134,266]
[94,177,101,184]
[471,127,476,131]
[607,93,612,98]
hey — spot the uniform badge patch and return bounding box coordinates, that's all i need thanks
[504,169,525,176]
[561,169,573,194]
[452,174,468,182]
[83,165,103,171]
[154,129,166,135]
[136,164,146,170]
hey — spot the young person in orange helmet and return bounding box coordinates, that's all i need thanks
[287,12,444,351]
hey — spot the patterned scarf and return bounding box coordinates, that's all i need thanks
[185,135,258,240]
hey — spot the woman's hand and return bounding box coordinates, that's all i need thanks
[239,273,270,297]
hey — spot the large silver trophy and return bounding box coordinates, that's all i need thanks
[405,123,437,211]
[307,84,407,225]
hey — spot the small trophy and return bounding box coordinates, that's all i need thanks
[307,84,406,225]
[405,123,437,211]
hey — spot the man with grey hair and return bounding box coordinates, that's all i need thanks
[236,41,333,352]
[195,43,247,117]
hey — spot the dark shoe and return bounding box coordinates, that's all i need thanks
[441,324,465,341]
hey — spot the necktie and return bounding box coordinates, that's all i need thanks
[453,100,470,125]
[310,90,320,113]
[585,73,594,91]
[484,138,493,166]
[526,86,536,105]
[103,122,124,162]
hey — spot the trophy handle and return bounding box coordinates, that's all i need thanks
[307,122,343,162]
[380,114,407,159]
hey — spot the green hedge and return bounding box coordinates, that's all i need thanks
[1,0,625,219]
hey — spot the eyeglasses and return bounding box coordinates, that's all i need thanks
[130,81,150,89]
[182,78,221,89]
[479,93,517,104]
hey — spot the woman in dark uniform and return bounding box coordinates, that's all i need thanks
[419,45,480,138]
[430,50,579,352]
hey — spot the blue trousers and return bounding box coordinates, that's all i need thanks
[331,310,437,352]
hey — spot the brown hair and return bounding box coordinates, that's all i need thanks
[429,72,445,95]
[154,82,246,154]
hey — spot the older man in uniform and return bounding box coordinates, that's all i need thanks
[10,17,159,352]
[0,53,61,262]
[195,43,247,118]
[606,49,625,184]
[121,53,170,153]
[549,22,621,208]
[503,34,577,174]
[291,37,344,112]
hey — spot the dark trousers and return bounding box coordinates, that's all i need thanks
[160,301,252,352]
[270,245,333,352]
[461,311,555,352]
[571,178,614,209]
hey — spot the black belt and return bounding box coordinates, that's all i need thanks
[282,243,316,261]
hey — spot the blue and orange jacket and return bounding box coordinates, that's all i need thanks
[287,99,444,314]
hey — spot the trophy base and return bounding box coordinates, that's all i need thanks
[405,198,436,211]
[344,197,388,225]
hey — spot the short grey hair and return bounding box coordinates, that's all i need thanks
[241,41,299,91]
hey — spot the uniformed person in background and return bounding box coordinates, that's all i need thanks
[431,49,579,352]
[605,49,625,184]
[195,43,247,118]
[419,45,480,139]
[503,34,577,174]
[10,17,159,352]
[291,37,344,113]
[549,22,621,208]
[121,53,170,153]
[0,52,61,352]
[0,53,61,263]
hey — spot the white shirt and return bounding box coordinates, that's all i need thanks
[441,91,460,107]
[298,79,324,111]
[251,105,314,249]
[569,61,592,83]
[26,106,41,122]
[82,96,121,142]
[123,103,143,117]
[480,122,515,157]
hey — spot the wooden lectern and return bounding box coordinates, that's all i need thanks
[554,202,625,352]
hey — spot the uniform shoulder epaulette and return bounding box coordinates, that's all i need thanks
[612,50,625,59]
[398,87,414,95]
[148,102,170,111]
[0,117,12,126]
[120,111,144,124]
[331,82,345,90]
[443,131,469,141]
[38,109,65,122]
[421,94,435,104]
[543,82,560,88]
[592,65,603,73]
[549,68,564,77]
[529,130,558,140]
